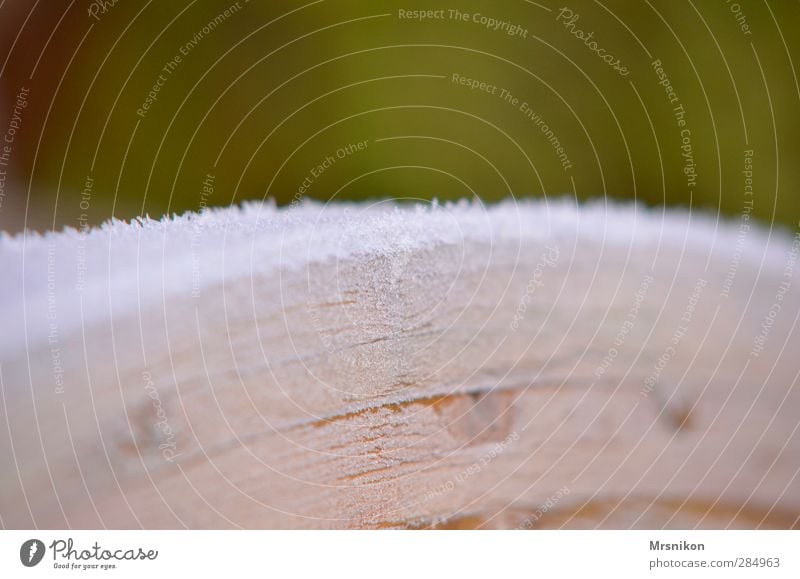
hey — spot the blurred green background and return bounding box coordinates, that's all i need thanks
[0,0,798,233]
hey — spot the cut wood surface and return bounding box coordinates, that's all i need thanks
[1,200,799,528]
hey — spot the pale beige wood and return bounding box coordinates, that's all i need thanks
[1,201,798,528]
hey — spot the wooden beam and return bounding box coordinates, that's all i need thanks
[1,200,798,528]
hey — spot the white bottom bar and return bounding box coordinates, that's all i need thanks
[1,530,798,578]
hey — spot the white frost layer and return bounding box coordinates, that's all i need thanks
[0,198,792,357]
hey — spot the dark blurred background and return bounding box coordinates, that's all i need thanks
[0,0,798,233]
